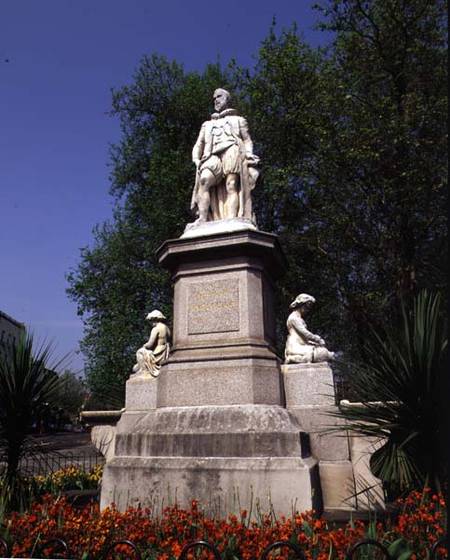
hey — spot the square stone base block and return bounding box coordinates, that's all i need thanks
[157,358,282,407]
[103,404,321,517]
[125,375,157,410]
[319,461,356,510]
[101,456,321,517]
[156,230,286,408]
[282,362,335,407]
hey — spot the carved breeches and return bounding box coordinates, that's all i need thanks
[200,144,240,180]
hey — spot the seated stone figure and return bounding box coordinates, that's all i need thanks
[285,293,335,364]
[132,310,171,377]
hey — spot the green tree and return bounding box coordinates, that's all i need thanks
[236,26,339,346]
[55,371,87,420]
[244,2,447,356]
[308,0,447,349]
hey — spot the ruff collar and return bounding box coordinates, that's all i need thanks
[211,108,238,119]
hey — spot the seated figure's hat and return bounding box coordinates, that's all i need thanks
[289,293,316,309]
[146,310,166,321]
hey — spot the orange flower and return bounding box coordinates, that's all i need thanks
[1,489,446,559]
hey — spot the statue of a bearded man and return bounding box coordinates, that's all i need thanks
[189,88,260,226]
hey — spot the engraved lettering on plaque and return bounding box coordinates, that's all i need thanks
[188,279,240,334]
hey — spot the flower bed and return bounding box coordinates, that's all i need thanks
[31,464,103,495]
[1,489,446,559]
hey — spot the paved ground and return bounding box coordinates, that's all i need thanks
[16,431,104,476]
[31,431,98,455]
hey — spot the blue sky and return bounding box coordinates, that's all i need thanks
[0,1,327,375]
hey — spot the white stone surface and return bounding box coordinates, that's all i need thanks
[349,435,385,510]
[181,217,257,239]
[91,425,116,462]
[188,88,260,225]
[318,436,385,511]
[284,294,335,363]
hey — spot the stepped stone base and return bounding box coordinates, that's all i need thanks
[115,405,306,456]
[101,403,322,515]
[101,456,321,514]
[87,228,387,515]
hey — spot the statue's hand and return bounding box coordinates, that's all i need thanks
[246,154,260,165]
[310,334,325,346]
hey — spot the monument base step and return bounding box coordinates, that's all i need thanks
[100,455,322,516]
[114,405,308,458]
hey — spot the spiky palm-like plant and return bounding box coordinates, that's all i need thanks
[0,333,63,509]
[335,290,447,498]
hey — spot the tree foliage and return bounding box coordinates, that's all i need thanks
[55,371,87,419]
[67,0,447,407]
[311,0,447,335]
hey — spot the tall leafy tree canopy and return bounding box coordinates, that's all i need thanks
[67,0,447,407]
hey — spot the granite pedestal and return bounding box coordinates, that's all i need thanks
[100,229,322,515]
[156,229,284,405]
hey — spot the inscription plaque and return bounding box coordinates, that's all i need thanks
[188,279,240,334]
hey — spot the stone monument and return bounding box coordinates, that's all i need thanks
[92,88,384,516]
[99,89,322,516]
[281,293,338,444]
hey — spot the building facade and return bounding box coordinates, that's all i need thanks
[0,309,25,354]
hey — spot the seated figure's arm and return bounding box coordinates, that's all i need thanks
[192,123,206,165]
[291,315,324,346]
[144,327,158,351]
